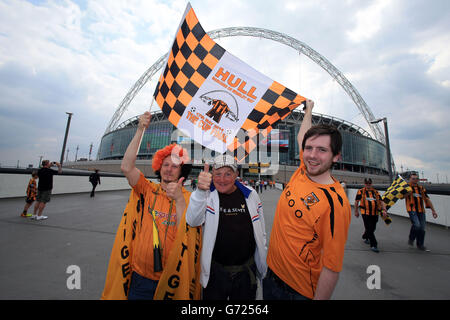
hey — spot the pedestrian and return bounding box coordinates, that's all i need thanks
[32,160,62,221]
[103,111,196,300]
[186,154,267,300]
[21,171,38,217]
[405,173,438,251]
[264,99,351,300]
[354,178,387,253]
[89,169,101,197]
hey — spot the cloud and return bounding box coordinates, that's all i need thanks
[346,0,391,42]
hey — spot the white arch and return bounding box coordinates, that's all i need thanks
[104,26,385,144]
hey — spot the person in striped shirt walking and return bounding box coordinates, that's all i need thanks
[21,171,38,217]
[405,173,438,252]
[354,178,387,253]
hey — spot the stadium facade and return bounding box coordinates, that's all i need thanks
[97,109,388,181]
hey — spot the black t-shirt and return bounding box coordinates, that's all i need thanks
[38,167,58,191]
[212,188,256,266]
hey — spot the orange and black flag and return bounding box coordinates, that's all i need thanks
[150,209,163,272]
[382,175,413,211]
[153,3,306,161]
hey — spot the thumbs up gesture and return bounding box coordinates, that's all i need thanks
[198,163,212,191]
[166,177,185,202]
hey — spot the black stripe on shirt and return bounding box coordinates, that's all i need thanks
[319,188,335,238]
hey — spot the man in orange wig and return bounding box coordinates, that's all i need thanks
[103,111,197,300]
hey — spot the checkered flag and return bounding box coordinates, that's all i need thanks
[228,83,305,161]
[153,4,225,125]
[154,3,306,161]
[382,175,412,211]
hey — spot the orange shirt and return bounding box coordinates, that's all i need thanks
[267,154,351,299]
[131,172,191,280]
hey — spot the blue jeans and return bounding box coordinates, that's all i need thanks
[408,211,426,247]
[128,271,159,300]
[263,268,310,300]
[203,260,257,300]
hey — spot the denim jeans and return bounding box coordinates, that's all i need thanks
[408,211,426,247]
[128,271,159,300]
[203,260,257,300]
[263,268,310,300]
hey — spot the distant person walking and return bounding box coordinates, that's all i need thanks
[21,171,38,217]
[405,173,438,251]
[32,160,62,221]
[89,169,101,197]
[354,178,387,253]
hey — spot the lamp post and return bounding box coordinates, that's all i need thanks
[370,117,393,183]
[60,112,73,166]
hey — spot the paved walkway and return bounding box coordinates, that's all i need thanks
[0,188,449,299]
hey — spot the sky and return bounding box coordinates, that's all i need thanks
[0,0,449,183]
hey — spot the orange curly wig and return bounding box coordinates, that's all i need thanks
[152,143,190,172]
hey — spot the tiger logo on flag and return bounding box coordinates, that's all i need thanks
[153,3,306,161]
[200,90,239,123]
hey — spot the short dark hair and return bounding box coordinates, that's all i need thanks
[302,125,342,156]
[364,178,372,184]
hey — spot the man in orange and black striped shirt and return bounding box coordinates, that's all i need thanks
[405,173,438,251]
[354,178,387,253]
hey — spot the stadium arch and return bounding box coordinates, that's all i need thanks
[102,26,389,165]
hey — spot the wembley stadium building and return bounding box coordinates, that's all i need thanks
[96,109,389,183]
[80,27,392,184]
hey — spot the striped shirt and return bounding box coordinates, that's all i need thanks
[405,184,429,213]
[26,178,37,201]
[355,187,382,216]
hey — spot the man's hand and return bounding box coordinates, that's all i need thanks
[139,111,151,130]
[305,99,314,113]
[54,161,62,173]
[166,177,185,202]
[432,210,438,219]
[297,99,314,152]
[197,164,212,191]
[354,209,360,218]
